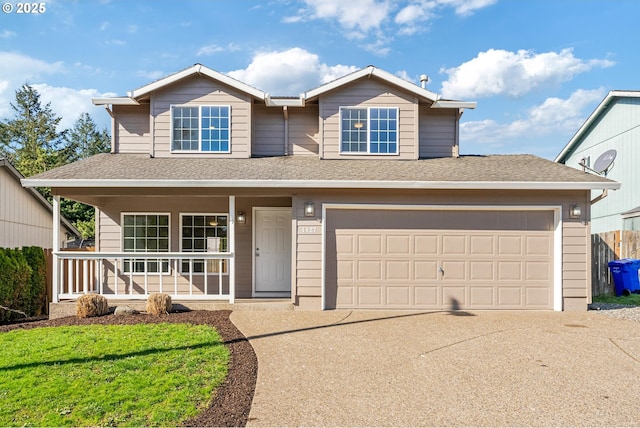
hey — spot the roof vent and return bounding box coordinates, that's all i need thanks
[420,74,429,88]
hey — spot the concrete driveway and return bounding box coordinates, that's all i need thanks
[230,310,640,427]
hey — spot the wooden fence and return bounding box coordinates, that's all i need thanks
[592,230,640,296]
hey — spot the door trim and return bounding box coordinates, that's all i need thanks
[252,207,293,298]
[321,203,562,311]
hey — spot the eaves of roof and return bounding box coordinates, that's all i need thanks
[555,90,640,163]
[21,153,619,191]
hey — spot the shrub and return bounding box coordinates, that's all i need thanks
[76,294,109,318]
[0,248,32,323]
[146,293,172,316]
[21,247,47,316]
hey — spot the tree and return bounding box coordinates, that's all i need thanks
[61,112,110,163]
[0,84,65,176]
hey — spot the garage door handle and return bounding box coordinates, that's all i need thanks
[439,267,444,275]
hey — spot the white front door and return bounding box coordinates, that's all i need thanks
[253,208,292,296]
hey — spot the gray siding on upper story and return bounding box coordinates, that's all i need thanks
[289,106,319,156]
[419,107,457,158]
[113,104,151,154]
[319,78,419,160]
[561,97,640,233]
[151,75,252,158]
[252,104,285,156]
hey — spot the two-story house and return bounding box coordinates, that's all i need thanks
[23,64,618,312]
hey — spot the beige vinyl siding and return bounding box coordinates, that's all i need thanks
[289,106,319,155]
[319,78,418,160]
[113,104,151,154]
[253,104,284,156]
[0,167,68,248]
[151,75,252,158]
[419,107,457,158]
[97,194,291,298]
[292,189,591,310]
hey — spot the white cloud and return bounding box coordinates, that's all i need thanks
[438,0,497,16]
[227,48,358,94]
[32,84,117,130]
[460,88,606,145]
[441,48,615,99]
[0,30,16,38]
[196,43,240,57]
[0,52,113,131]
[99,22,109,31]
[136,70,165,80]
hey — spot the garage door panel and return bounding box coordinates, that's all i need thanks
[357,260,382,280]
[414,260,438,280]
[387,287,411,306]
[358,286,383,306]
[386,235,411,254]
[470,287,494,306]
[386,260,411,280]
[329,210,554,310]
[442,235,466,255]
[442,261,466,280]
[470,236,494,255]
[414,235,438,255]
[358,235,382,254]
[498,287,522,306]
[470,261,494,280]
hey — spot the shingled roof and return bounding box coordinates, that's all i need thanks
[22,153,618,191]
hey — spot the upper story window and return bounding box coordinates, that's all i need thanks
[171,105,230,153]
[340,107,398,154]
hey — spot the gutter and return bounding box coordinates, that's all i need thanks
[21,178,621,191]
[591,189,609,205]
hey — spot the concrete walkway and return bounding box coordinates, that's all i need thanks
[230,310,640,427]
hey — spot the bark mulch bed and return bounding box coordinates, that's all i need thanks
[0,310,257,427]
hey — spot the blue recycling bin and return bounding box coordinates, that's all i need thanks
[608,259,640,296]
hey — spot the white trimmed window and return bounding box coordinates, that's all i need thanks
[340,107,398,154]
[122,213,170,273]
[171,105,231,152]
[180,214,228,274]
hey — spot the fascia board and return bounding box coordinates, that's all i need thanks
[431,100,477,109]
[128,64,265,100]
[554,91,640,163]
[21,178,621,191]
[91,97,140,106]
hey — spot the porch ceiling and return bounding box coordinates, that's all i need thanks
[22,153,618,191]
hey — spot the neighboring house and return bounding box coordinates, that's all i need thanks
[23,64,618,311]
[1,158,79,249]
[555,91,640,234]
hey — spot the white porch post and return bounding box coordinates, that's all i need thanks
[229,195,235,304]
[52,195,60,303]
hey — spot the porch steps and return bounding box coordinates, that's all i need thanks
[49,298,294,320]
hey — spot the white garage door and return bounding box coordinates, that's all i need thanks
[325,209,555,310]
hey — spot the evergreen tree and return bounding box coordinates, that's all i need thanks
[62,112,110,163]
[0,84,65,176]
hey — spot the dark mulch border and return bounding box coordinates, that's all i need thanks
[0,310,257,427]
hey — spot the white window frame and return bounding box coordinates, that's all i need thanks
[121,212,171,274]
[170,104,232,153]
[179,213,229,275]
[339,106,399,155]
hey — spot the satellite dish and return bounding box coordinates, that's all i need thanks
[593,149,617,174]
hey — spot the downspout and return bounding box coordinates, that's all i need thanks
[104,106,116,154]
[283,106,289,156]
[453,109,462,158]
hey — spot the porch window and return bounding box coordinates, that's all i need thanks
[340,107,398,154]
[171,105,230,153]
[122,213,170,273]
[180,214,228,274]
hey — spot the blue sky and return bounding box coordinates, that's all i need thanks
[0,0,637,159]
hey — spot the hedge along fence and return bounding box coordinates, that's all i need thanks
[0,247,48,323]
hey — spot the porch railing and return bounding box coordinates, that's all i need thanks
[54,251,234,301]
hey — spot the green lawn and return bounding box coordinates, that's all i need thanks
[593,293,640,306]
[0,323,229,427]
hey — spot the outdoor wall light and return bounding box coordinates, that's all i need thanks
[304,201,315,217]
[237,211,246,224]
[569,204,582,218]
